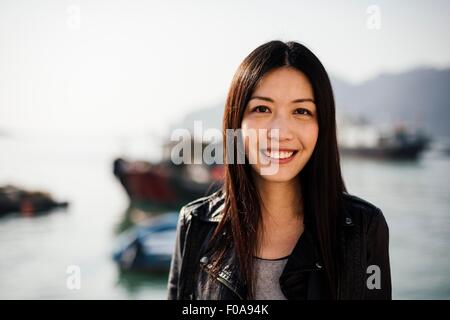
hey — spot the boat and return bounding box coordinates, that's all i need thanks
[337,114,431,160]
[112,211,178,273]
[0,184,69,217]
[113,137,224,211]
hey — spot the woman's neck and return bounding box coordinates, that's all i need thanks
[252,174,305,258]
[253,175,304,225]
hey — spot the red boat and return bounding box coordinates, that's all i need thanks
[113,140,224,211]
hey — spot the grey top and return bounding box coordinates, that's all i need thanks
[253,256,289,300]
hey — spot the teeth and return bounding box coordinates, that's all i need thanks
[263,150,294,159]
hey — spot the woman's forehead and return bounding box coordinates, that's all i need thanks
[252,67,314,100]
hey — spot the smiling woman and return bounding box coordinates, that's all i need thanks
[167,40,391,300]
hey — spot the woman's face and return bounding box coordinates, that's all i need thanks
[240,67,319,182]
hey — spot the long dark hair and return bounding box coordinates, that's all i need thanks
[209,40,347,299]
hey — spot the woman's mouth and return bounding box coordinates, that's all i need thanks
[260,149,299,164]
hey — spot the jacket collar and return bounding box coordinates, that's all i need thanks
[199,216,328,300]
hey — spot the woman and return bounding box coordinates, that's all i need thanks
[167,40,391,300]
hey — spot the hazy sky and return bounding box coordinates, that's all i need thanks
[1,0,449,136]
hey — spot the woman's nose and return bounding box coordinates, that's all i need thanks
[267,115,294,141]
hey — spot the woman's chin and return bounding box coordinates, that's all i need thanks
[254,167,300,183]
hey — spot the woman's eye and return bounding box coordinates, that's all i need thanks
[252,106,270,113]
[294,108,311,116]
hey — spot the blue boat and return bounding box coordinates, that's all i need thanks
[113,212,178,273]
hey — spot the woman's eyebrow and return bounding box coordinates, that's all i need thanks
[249,96,315,103]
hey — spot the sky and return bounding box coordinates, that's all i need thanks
[1,0,449,137]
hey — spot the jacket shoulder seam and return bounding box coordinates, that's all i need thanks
[180,190,221,218]
[343,192,381,213]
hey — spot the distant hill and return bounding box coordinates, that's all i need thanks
[332,68,450,138]
[176,67,450,139]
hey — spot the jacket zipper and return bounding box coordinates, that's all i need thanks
[202,264,244,300]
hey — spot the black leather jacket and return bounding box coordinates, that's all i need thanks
[167,190,391,300]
